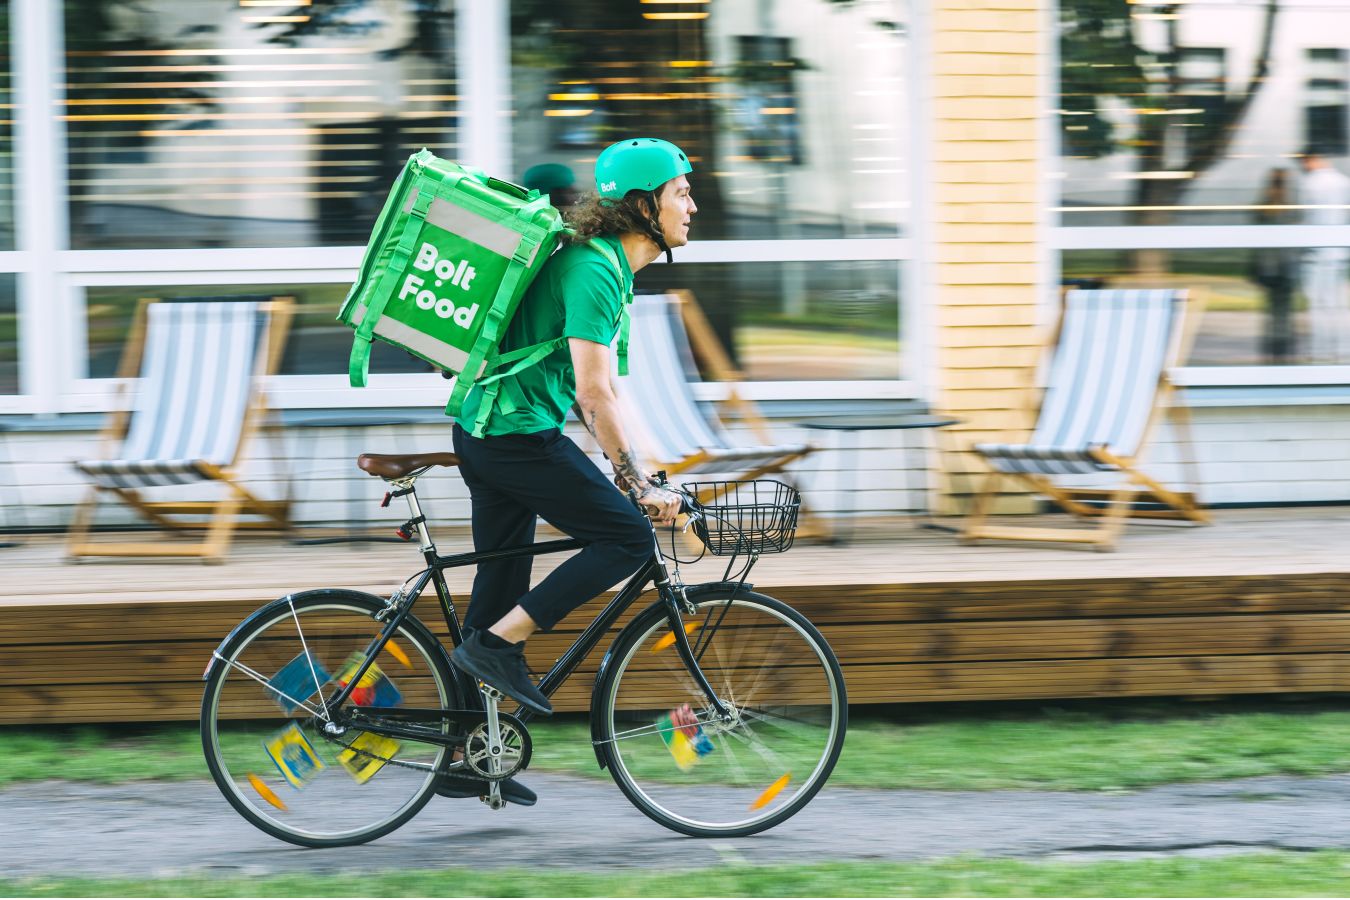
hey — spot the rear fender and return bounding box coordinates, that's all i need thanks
[200,588,454,686]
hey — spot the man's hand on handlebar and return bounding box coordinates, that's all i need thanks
[635,481,683,526]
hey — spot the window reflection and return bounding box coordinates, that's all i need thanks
[0,1,13,251]
[1063,249,1350,366]
[1058,0,1350,226]
[510,0,907,240]
[0,276,16,393]
[635,260,901,381]
[84,284,430,378]
[63,0,457,249]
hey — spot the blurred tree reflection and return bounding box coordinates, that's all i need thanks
[64,1,219,239]
[1059,0,1279,233]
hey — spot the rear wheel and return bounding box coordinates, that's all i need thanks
[200,590,460,847]
[595,590,846,837]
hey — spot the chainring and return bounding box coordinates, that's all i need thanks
[463,713,532,781]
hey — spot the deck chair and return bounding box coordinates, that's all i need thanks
[961,288,1209,551]
[67,295,294,562]
[617,291,814,489]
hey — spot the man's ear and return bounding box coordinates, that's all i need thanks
[637,190,660,218]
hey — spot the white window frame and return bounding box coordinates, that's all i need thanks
[1,0,923,417]
[1049,1,1350,388]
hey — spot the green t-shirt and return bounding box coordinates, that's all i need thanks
[457,235,633,436]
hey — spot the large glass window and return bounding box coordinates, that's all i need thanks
[0,275,16,393]
[63,1,457,249]
[509,0,908,240]
[636,260,902,381]
[1058,0,1350,226]
[0,1,13,252]
[84,284,430,378]
[1063,247,1350,366]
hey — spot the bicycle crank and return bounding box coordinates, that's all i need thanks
[465,701,532,782]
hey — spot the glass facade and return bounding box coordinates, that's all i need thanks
[0,0,12,252]
[63,0,457,249]
[84,283,431,379]
[1058,0,1350,227]
[0,275,15,393]
[637,260,902,382]
[1065,247,1350,366]
[509,0,908,240]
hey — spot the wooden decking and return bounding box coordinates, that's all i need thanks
[3,508,1349,724]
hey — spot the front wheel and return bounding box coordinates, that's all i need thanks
[595,589,847,837]
[200,590,460,847]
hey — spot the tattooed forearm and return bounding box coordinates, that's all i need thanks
[575,389,651,495]
[574,403,599,440]
[613,447,646,490]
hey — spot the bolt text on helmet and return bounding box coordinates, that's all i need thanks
[600,180,617,193]
[398,241,480,328]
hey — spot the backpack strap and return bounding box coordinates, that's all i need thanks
[348,186,436,387]
[584,238,634,376]
[464,336,568,437]
[444,230,541,420]
[463,237,632,437]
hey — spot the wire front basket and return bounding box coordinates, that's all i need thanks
[683,480,801,556]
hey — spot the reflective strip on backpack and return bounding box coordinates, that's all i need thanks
[404,190,545,263]
[348,187,435,387]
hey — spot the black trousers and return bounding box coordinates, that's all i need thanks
[451,424,651,632]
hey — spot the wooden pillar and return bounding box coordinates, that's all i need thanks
[931,0,1045,514]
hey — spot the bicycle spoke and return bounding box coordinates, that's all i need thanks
[212,653,325,718]
[711,727,749,783]
[287,597,332,721]
[738,705,831,733]
[723,717,794,772]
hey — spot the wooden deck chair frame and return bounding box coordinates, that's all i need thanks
[962,289,1209,552]
[629,291,820,536]
[663,290,812,480]
[67,295,295,563]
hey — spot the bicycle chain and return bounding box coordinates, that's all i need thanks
[316,723,444,774]
[311,712,528,780]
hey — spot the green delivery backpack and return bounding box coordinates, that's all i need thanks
[339,149,631,436]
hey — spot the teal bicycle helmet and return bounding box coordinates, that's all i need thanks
[594,138,693,262]
[595,138,691,198]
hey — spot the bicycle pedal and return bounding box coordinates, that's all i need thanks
[478,682,506,702]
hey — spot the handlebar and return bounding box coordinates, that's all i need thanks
[626,472,700,520]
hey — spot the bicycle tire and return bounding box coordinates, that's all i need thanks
[201,589,461,848]
[594,588,847,837]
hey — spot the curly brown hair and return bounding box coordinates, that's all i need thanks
[562,192,658,245]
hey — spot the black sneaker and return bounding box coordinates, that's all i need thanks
[451,630,554,716]
[434,772,536,807]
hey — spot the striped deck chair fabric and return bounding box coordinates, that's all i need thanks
[75,299,269,488]
[974,289,1185,476]
[618,294,810,475]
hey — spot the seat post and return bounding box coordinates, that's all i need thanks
[391,477,436,553]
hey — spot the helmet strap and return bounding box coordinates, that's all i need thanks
[641,189,673,263]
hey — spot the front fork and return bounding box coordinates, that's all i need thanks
[647,518,734,724]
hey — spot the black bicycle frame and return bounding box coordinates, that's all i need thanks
[327,517,732,727]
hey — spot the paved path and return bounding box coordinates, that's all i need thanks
[6,774,1350,878]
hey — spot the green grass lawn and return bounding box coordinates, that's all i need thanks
[6,698,1350,792]
[7,854,1350,897]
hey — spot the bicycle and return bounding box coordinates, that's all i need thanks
[200,451,847,847]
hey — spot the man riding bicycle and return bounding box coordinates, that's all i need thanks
[441,138,698,804]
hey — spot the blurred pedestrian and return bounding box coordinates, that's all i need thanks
[521,162,581,213]
[1250,167,1298,363]
[1297,148,1350,362]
